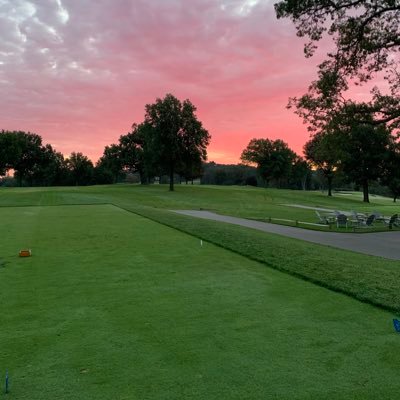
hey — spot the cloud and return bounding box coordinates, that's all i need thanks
[0,0,368,162]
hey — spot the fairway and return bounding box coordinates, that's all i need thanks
[1,203,400,399]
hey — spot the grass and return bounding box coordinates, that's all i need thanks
[1,184,398,221]
[1,185,400,310]
[117,204,400,312]
[2,204,400,399]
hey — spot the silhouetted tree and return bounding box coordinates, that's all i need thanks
[2,131,44,186]
[66,152,94,186]
[144,94,210,191]
[275,1,400,129]
[334,123,392,202]
[304,132,338,196]
[97,144,125,183]
[0,130,16,176]
[201,162,258,186]
[241,138,297,187]
[31,144,67,186]
[290,156,311,190]
[119,123,159,184]
[382,142,400,202]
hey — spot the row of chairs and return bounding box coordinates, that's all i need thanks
[316,210,399,229]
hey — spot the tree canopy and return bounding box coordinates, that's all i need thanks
[241,138,303,187]
[304,132,338,196]
[144,94,210,191]
[275,0,400,131]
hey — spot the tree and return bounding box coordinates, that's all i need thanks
[1,131,44,186]
[241,138,298,187]
[335,123,392,202]
[66,152,94,186]
[119,123,158,184]
[290,156,311,190]
[97,144,125,183]
[30,144,66,186]
[144,94,210,191]
[304,132,338,196]
[381,142,400,202]
[275,1,400,132]
[201,162,258,186]
[0,130,17,176]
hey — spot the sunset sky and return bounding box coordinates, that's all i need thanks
[0,0,372,163]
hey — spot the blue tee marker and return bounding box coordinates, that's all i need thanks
[393,319,400,333]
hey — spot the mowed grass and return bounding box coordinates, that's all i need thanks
[1,185,399,224]
[2,185,400,311]
[1,204,400,399]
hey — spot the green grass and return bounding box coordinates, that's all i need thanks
[1,184,399,222]
[1,185,400,311]
[2,204,400,399]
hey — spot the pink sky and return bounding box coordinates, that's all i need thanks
[0,0,370,163]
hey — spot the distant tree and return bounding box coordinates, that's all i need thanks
[93,165,114,185]
[0,130,15,176]
[119,123,159,184]
[381,142,400,202]
[4,131,44,186]
[144,93,210,191]
[97,144,124,183]
[201,162,258,186]
[241,138,297,187]
[304,132,338,196]
[66,152,94,186]
[31,144,66,186]
[290,156,311,190]
[334,123,392,202]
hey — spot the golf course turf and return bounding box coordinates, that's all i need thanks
[1,186,400,398]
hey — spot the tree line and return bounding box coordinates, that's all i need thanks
[0,130,95,187]
[0,94,211,190]
[2,103,400,200]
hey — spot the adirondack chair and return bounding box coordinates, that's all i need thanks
[315,211,328,224]
[371,210,384,221]
[384,214,399,230]
[349,210,365,227]
[393,318,400,333]
[336,214,348,228]
[359,214,375,228]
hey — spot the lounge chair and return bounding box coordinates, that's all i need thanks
[359,214,375,228]
[371,210,385,222]
[384,214,399,229]
[336,214,348,228]
[349,210,365,227]
[315,211,328,224]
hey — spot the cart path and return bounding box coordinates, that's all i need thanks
[173,210,400,260]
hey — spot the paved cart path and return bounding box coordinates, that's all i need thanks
[173,210,400,260]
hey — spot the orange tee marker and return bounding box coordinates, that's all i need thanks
[19,249,32,257]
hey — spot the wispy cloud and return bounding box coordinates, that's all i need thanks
[0,0,364,161]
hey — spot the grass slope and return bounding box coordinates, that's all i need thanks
[1,205,400,399]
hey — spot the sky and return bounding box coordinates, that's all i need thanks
[0,0,371,164]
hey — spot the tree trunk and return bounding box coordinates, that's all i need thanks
[169,166,174,191]
[393,195,397,203]
[327,176,332,197]
[362,180,369,203]
[301,175,307,191]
